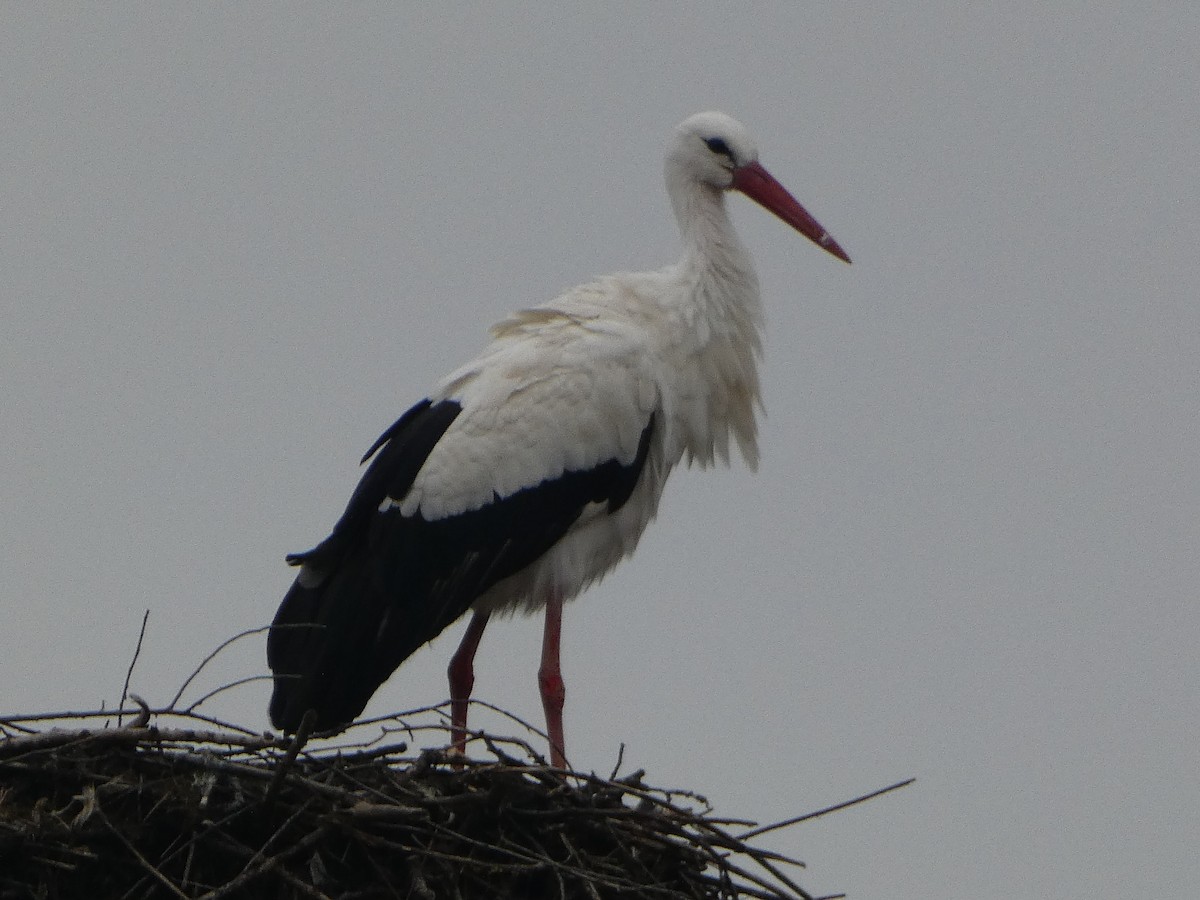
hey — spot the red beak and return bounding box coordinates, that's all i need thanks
[732,161,851,264]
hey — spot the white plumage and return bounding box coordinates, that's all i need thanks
[268,111,850,767]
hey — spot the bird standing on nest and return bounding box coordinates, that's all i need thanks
[268,111,850,767]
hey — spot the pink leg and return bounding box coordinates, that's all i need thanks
[538,592,567,768]
[447,611,490,758]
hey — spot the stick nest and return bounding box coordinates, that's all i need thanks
[0,707,827,900]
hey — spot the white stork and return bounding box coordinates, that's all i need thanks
[267,111,850,767]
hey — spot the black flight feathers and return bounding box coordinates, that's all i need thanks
[281,399,463,572]
[267,397,655,734]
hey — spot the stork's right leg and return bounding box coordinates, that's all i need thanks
[447,611,490,758]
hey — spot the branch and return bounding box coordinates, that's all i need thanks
[117,609,150,727]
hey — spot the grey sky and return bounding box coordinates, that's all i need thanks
[2,6,1197,898]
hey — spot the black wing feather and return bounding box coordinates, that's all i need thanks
[268,400,655,734]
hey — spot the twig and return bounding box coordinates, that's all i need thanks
[264,709,315,808]
[738,777,916,841]
[196,825,329,900]
[94,800,190,900]
[117,610,150,727]
[1,707,153,726]
[183,674,276,713]
[163,708,263,736]
[167,624,272,710]
[214,831,335,900]
[609,742,626,781]
[0,724,287,759]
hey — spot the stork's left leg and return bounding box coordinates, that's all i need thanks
[448,611,490,758]
[538,591,567,768]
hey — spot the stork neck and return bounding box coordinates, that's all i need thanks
[668,176,755,287]
[663,173,765,471]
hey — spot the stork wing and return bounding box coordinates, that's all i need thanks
[267,320,659,733]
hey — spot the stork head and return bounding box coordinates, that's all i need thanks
[667,111,851,264]
[669,111,761,189]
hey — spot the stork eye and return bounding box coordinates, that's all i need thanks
[704,137,733,159]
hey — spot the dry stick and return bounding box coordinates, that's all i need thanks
[467,697,551,744]
[354,700,454,729]
[166,707,263,736]
[480,732,537,769]
[0,726,153,762]
[502,803,706,899]
[611,804,808,900]
[549,828,664,898]
[117,798,258,900]
[694,849,813,900]
[699,815,761,828]
[0,717,36,736]
[212,832,333,900]
[180,840,197,897]
[596,814,675,896]
[264,709,315,808]
[196,825,330,900]
[348,706,551,768]
[167,624,272,710]
[0,724,286,759]
[117,609,150,727]
[1,707,152,726]
[232,795,317,884]
[358,835,543,874]
[736,846,816,900]
[619,819,796,900]
[608,742,626,781]
[328,740,410,764]
[94,801,190,900]
[687,871,803,900]
[183,674,277,713]
[738,777,916,841]
[355,840,408,900]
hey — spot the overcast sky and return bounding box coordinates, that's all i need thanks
[2,5,1197,899]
